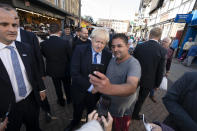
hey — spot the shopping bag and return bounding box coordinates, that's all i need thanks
[159,77,168,90]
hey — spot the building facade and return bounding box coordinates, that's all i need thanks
[96,19,130,33]
[135,0,196,40]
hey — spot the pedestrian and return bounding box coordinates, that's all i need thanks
[72,27,91,51]
[149,37,172,103]
[163,72,197,131]
[64,28,112,131]
[40,23,72,106]
[132,27,167,120]
[0,3,54,122]
[0,7,46,131]
[179,37,195,61]
[89,33,141,131]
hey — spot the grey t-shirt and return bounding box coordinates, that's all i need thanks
[105,56,141,117]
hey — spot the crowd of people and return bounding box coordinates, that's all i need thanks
[0,3,197,131]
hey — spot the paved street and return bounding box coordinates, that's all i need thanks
[21,59,197,131]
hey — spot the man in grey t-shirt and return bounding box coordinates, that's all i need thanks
[90,33,141,131]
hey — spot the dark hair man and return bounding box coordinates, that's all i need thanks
[163,72,197,131]
[40,23,72,107]
[72,27,91,51]
[0,7,45,131]
[89,33,141,131]
[132,27,167,120]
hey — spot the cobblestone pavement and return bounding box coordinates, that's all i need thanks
[21,59,197,131]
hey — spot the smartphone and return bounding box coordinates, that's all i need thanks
[90,64,104,78]
[96,96,111,118]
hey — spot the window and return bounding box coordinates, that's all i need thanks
[54,0,58,6]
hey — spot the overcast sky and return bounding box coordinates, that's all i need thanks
[81,0,141,21]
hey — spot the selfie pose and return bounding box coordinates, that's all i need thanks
[89,33,141,131]
[64,28,112,131]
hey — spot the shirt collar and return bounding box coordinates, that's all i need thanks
[91,47,102,56]
[0,41,16,50]
[150,39,158,42]
[50,34,59,37]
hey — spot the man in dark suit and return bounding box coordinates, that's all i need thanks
[64,28,112,131]
[132,27,167,119]
[40,23,72,106]
[0,7,46,131]
[163,72,197,131]
[4,4,52,122]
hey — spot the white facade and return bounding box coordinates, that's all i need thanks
[96,19,130,33]
[136,0,196,39]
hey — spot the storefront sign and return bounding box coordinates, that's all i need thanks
[174,14,193,23]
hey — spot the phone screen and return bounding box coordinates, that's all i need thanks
[97,96,111,118]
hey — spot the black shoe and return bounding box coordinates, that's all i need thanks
[57,99,65,107]
[64,121,77,131]
[45,112,52,123]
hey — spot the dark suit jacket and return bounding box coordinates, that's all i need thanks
[20,29,45,77]
[134,40,167,89]
[0,41,45,118]
[71,44,112,103]
[40,36,71,77]
[163,72,197,131]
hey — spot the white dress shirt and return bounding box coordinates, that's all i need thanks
[0,41,32,102]
[87,48,102,92]
[16,28,21,42]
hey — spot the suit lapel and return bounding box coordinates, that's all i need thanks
[101,49,107,65]
[86,45,92,73]
[0,59,11,84]
[15,41,31,78]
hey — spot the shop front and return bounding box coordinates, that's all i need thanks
[178,10,197,58]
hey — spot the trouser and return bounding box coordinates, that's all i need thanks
[40,97,51,113]
[72,93,99,125]
[52,76,71,102]
[183,56,195,66]
[6,92,41,131]
[132,86,150,117]
[112,116,131,131]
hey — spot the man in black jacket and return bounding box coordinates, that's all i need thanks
[41,23,72,106]
[0,7,45,131]
[132,27,167,119]
[163,72,197,131]
[4,4,52,122]
[72,27,91,51]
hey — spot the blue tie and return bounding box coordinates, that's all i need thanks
[6,46,27,97]
[93,53,98,64]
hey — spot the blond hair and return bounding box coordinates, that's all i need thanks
[90,28,109,44]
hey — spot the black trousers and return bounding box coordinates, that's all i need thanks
[72,93,99,125]
[132,86,150,117]
[40,97,51,113]
[6,92,41,131]
[52,76,71,102]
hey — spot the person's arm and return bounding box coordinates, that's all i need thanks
[71,46,91,91]
[163,73,197,130]
[89,71,139,96]
[155,50,166,87]
[32,33,45,77]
